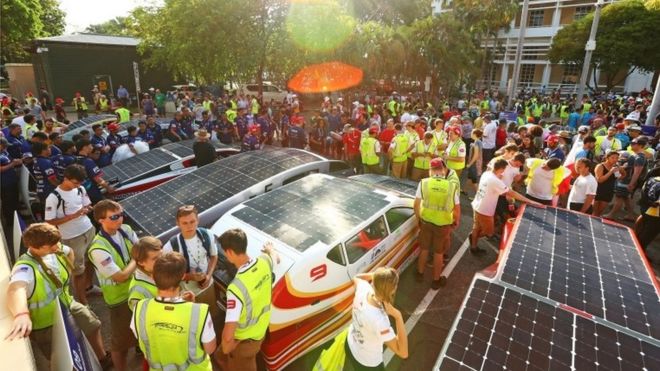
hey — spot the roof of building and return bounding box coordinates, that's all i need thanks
[35,34,139,47]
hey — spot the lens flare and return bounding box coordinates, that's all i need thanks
[288,62,363,93]
[286,0,356,52]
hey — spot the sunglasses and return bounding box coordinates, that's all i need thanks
[107,212,125,221]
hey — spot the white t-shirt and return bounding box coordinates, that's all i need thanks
[472,171,509,217]
[163,229,218,293]
[10,245,72,298]
[347,279,396,367]
[44,186,94,239]
[568,174,598,204]
[501,162,522,188]
[482,121,497,149]
[89,228,139,278]
[130,297,215,343]
[415,178,460,205]
[526,161,555,201]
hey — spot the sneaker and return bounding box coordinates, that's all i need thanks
[86,285,102,295]
[415,271,424,282]
[431,277,447,290]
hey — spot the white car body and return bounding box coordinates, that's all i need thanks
[239,82,288,103]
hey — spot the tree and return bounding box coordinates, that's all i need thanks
[39,0,66,36]
[85,16,137,36]
[549,0,660,91]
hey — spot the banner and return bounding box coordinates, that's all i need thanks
[51,302,100,371]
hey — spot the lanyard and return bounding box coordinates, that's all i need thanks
[100,229,127,263]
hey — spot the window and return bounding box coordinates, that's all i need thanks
[283,170,318,185]
[562,64,580,84]
[520,64,536,84]
[528,10,544,27]
[574,6,591,20]
[345,217,389,263]
[327,244,346,266]
[385,208,414,233]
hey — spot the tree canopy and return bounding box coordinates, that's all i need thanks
[549,0,660,91]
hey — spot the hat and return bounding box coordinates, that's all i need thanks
[627,125,642,132]
[107,123,120,131]
[624,114,640,122]
[631,136,648,145]
[368,127,379,135]
[343,124,352,133]
[548,124,560,132]
[615,123,625,130]
[558,131,571,139]
[430,158,445,169]
[577,126,590,133]
[546,134,559,144]
[447,126,461,136]
[195,129,211,139]
[55,97,64,104]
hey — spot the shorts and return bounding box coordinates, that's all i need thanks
[217,338,264,371]
[467,164,479,182]
[525,194,553,206]
[419,221,452,255]
[30,301,101,360]
[109,302,137,352]
[62,226,96,275]
[569,202,593,214]
[472,211,495,239]
[614,184,630,198]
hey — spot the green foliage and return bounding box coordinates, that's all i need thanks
[39,0,66,36]
[451,0,519,36]
[549,0,660,90]
[85,16,138,36]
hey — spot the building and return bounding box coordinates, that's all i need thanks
[432,0,653,94]
[31,34,177,105]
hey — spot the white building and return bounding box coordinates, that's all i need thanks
[432,0,653,94]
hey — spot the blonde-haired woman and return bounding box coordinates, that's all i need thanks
[346,267,408,370]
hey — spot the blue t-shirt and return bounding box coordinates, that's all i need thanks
[33,156,57,197]
[6,135,25,159]
[79,156,103,202]
[217,120,234,144]
[235,116,248,138]
[288,126,307,149]
[567,113,580,130]
[0,150,18,187]
[52,154,76,180]
[256,116,270,136]
[168,120,186,138]
[91,135,107,149]
[241,134,259,152]
[545,147,565,162]
[50,144,62,157]
[137,129,155,144]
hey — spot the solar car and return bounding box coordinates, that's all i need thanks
[103,140,240,200]
[121,147,350,241]
[210,174,420,370]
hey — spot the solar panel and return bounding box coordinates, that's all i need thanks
[121,147,324,237]
[101,144,183,183]
[349,174,418,197]
[233,175,390,252]
[65,114,116,131]
[436,206,660,370]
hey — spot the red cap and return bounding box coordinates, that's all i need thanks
[615,123,625,130]
[430,158,445,169]
[446,126,461,135]
[368,127,379,135]
[55,97,64,104]
[107,123,119,131]
[546,134,559,144]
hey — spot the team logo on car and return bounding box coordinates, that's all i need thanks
[310,264,327,282]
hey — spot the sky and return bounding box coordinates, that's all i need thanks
[59,0,159,34]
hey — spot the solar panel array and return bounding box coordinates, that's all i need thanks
[121,147,322,237]
[436,206,660,370]
[233,175,390,252]
[349,174,418,197]
[65,114,116,131]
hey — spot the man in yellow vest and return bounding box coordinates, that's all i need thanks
[414,158,460,289]
[594,126,622,160]
[524,158,570,206]
[444,126,467,180]
[217,228,279,371]
[6,223,109,368]
[431,118,448,150]
[127,236,163,311]
[98,94,110,113]
[389,124,410,179]
[73,92,88,119]
[411,132,437,181]
[88,200,139,371]
[115,102,131,124]
[132,252,216,371]
[360,127,381,174]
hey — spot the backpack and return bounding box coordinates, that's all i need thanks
[51,187,83,215]
[168,228,212,272]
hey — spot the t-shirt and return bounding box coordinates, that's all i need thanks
[163,229,218,293]
[44,186,93,239]
[482,121,497,149]
[568,174,598,204]
[347,279,396,367]
[89,228,139,278]
[526,162,555,200]
[10,245,72,298]
[470,140,483,171]
[620,152,647,185]
[501,161,522,188]
[130,297,215,343]
[472,171,509,216]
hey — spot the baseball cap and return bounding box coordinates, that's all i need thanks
[368,127,379,135]
[631,136,648,145]
[430,158,445,169]
[577,126,590,133]
[615,123,625,130]
[107,123,119,131]
[624,114,640,122]
[546,134,559,144]
[628,125,642,132]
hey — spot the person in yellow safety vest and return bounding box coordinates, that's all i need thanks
[480,98,490,114]
[115,102,131,124]
[250,95,260,115]
[581,99,592,115]
[431,118,448,150]
[388,97,398,117]
[592,117,608,137]
[216,229,279,371]
[127,236,163,311]
[72,92,88,119]
[404,121,420,178]
[414,158,460,289]
[516,112,526,127]
[132,252,216,371]
[594,126,622,159]
[559,103,569,123]
[98,94,110,113]
[88,199,139,371]
[202,97,212,112]
[411,132,437,181]
[226,106,237,123]
[444,126,467,180]
[389,124,410,179]
[524,157,569,206]
[360,127,381,174]
[6,223,110,369]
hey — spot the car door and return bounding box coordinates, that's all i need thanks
[346,216,390,278]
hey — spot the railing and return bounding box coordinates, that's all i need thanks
[475,80,626,95]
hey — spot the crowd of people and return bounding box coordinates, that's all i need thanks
[1,83,659,371]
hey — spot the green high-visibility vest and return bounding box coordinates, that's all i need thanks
[14,251,73,330]
[202,100,212,112]
[582,102,592,114]
[135,299,212,371]
[115,107,131,123]
[446,139,465,170]
[388,100,397,116]
[595,136,621,157]
[414,141,436,170]
[533,104,543,118]
[560,105,569,120]
[391,134,409,163]
[226,108,237,123]
[432,130,447,148]
[227,256,273,341]
[360,137,379,165]
[420,177,457,226]
[88,225,134,306]
[128,275,158,311]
